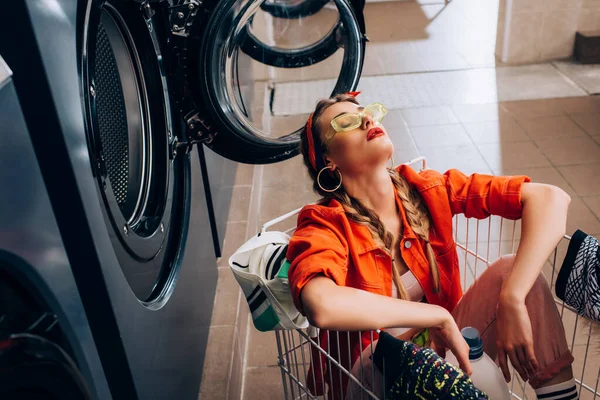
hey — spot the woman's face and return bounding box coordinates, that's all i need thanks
[318,101,394,173]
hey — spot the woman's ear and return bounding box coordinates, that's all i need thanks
[324,156,336,170]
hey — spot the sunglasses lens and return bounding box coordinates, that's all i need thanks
[333,114,361,131]
[366,104,386,122]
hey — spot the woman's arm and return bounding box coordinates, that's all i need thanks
[301,276,473,374]
[302,276,452,331]
[495,182,571,382]
[499,182,571,304]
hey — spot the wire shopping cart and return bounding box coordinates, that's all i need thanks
[260,157,600,400]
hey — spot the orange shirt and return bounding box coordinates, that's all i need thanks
[286,165,530,398]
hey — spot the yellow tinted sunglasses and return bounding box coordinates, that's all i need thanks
[325,103,387,144]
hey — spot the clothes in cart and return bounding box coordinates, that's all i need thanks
[555,229,600,322]
[228,230,310,331]
[372,331,488,399]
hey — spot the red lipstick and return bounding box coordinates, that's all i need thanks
[367,127,384,141]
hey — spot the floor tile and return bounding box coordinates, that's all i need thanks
[387,121,420,161]
[382,109,409,129]
[261,155,312,189]
[361,45,386,77]
[247,329,279,367]
[258,185,320,223]
[420,53,470,72]
[272,69,592,116]
[500,98,566,120]
[494,64,586,101]
[518,115,587,141]
[228,347,243,400]
[412,124,472,148]
[227,186,252,222]
[476,141,551,174]
[199,326,235,400]
[553,95,600,115]
[461,52,498,68]
[553,61,600,95]
[210,268,241,327]
[557,164,600,197]
[566,196,600,238]
[394,145,422,166]
[419,143,492,175]
[535,137,600,166]
[382,56,429,75]
[451,103,506,123]
[219,222,249,266]
[234,164,255,187]
[570,113,600,136]
[401,106,459,126]
[243,367,285,399]
[582,196,600,220]
[270,114,311,139]
[499,166,577,197]
[462,117,530,144]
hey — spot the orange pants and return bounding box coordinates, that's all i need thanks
[346,255,574,399]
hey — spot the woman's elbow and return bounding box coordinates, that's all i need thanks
[548,185,571,218]
[300,281,332,328]
[524,183,571,212]
[303,297,332,329]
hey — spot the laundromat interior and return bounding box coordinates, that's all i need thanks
[1,0,600,399]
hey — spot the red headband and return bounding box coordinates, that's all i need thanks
[305,91,361,172]
[306,114,318,171]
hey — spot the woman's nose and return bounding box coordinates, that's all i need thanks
[362,115,374,130]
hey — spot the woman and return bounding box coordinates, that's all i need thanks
[286,93,577,399]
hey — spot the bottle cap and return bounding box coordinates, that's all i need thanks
[461,327,484,360]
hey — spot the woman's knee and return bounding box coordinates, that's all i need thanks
[482,254,516,283]
[486,254,549,287]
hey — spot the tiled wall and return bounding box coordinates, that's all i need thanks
[579,0,600,32]
[496,0,596,64]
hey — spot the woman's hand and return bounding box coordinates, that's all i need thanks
[430,313,473,376]
[496,298,539,382]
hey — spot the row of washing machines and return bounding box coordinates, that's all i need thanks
[0,0,365,398]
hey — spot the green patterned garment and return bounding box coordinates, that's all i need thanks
[373,332,488,400]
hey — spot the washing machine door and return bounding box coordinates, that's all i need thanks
[170,0,366,164]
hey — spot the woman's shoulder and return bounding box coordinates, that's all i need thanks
[396,164,445,188]
[298,199,346,223]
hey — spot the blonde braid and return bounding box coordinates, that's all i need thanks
[331,190,410,300]
[390,170,441,293]
[298,94,412,300]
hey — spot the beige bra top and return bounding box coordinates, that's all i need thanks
[385,270,426,338]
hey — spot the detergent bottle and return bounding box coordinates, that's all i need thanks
[445,327,511,400]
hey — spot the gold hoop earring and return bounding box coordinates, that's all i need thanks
[317,167,342,193]
[387,156,395,170]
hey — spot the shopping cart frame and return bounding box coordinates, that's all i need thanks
[262,156,599,400]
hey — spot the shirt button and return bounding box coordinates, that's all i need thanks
[404,240,412,249]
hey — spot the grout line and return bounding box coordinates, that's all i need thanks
[550,61,593,96]
[239,163,264,400]
[566,114,598,143]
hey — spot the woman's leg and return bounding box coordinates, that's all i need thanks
[451,254,575,389]
[345,341,385,400]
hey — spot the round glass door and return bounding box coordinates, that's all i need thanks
[177,0,366,164]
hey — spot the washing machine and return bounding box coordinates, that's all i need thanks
[0,0,365,398]
[0,56,109,399]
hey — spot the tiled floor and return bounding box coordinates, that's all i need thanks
[201,0,600,398]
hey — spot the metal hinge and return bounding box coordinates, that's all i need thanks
[169,0,201,37]
[170,112,216,158]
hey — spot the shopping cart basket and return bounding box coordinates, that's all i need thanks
[258,157,600,400]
